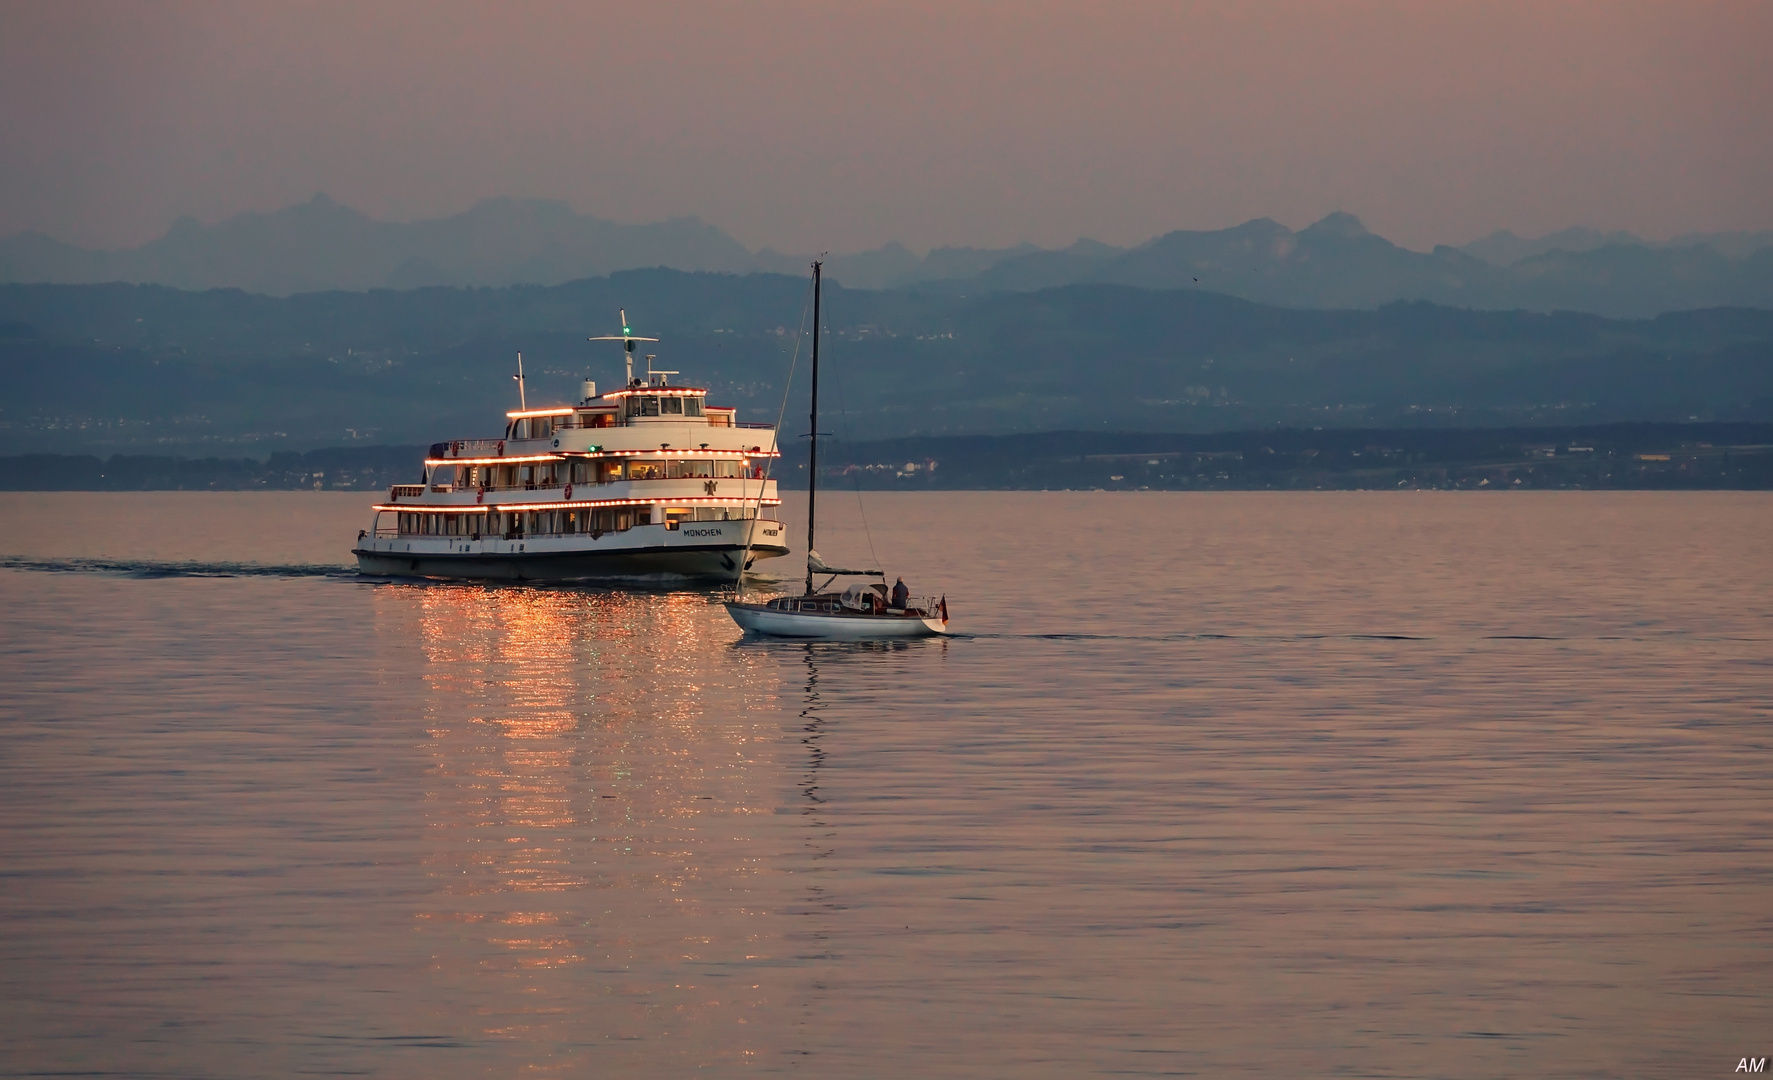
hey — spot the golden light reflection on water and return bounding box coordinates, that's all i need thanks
[381,583,796,1071]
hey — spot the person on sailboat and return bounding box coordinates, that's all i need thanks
[891,577,910,610]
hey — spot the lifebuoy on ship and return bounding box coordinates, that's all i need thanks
[564,483,573,500]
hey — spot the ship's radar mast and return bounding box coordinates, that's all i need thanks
[588,309,660,389]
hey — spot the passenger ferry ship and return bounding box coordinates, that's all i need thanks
[353,323,788,581]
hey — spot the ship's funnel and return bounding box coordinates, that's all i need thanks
[580,379,597,403]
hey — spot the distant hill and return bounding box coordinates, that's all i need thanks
[2,271,1768,455]
[9,423,1770,490]
[3,197,1771,316]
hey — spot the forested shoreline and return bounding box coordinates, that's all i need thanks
[6,423,1768,491]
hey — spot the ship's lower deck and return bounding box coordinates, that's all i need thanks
[354,517,788,582]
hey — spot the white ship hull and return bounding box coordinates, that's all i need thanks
[355,519,787,583]
[725,602,946,639]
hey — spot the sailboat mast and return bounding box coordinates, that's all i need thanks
[805,260,822,595]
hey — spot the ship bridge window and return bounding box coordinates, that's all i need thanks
[685,396,704,417]
[661,396,683,415]
[627,396,661,418]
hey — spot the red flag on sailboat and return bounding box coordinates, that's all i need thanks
[939,595,948,624]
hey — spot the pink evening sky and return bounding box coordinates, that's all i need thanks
[0,0,1767,253]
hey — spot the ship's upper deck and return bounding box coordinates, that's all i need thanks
[427,374,777,466]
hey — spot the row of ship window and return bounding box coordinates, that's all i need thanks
[392,505,760,539]
[505,396,713,439]
[509,414,617,438]
[445,458,760,490]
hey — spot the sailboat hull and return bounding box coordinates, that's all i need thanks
[725,602,945,639]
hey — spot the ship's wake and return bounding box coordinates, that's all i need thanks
[0,557,360,581]
[0,557,781,594]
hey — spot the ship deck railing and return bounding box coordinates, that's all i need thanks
[434,419,769,455]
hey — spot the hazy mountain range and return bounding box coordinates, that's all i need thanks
[3,270,1769,455]
[3,196,1771,318]
[0,196,758,296]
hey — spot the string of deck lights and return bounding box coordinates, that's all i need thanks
[373,495,783,514]
[425,447,780,466]
[597,387,716,399]
[502,389,729,418]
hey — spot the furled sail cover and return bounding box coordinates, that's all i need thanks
[808,549,881,577]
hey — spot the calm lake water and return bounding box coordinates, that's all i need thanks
[1,491,1768,1078]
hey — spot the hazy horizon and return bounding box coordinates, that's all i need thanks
[3,1,1769,255]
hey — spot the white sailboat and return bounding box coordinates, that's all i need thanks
[724,261,949,639]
